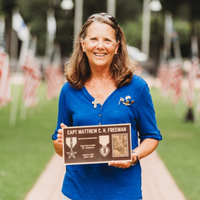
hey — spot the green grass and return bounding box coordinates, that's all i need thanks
[151,88,200,200]
[0,84,58,200]
[0,86,200,200]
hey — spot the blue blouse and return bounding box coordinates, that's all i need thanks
[52,75,162,200]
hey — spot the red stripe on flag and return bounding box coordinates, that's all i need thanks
[22,51,42,107]
[185,58,200,107]
[157,62,170,96]
[169,61,183,104]
[0,52,11,108]
[44,63,64,100]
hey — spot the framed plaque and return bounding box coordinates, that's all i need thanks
[62,123,132,165]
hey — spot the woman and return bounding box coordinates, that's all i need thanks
[52,13,162,200]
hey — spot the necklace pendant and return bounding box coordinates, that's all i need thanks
[92,98,99,108]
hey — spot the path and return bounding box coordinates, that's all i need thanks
[24,151,186,200]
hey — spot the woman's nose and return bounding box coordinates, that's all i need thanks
[97,39,104,49]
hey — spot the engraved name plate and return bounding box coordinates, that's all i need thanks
[62,124,132,165]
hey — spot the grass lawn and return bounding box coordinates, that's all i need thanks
[0,84,58,200]
[151,87,200,200]
[0,85,199,200]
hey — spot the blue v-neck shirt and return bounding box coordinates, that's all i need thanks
[52,75,162,200]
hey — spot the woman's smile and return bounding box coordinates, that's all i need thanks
[94,52,107,57]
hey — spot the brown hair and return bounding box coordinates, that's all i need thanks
[65,13,136,90]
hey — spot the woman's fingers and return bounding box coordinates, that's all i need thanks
[57,123,67,135]
[60,123,67,128]
[56,123,68,141]
[108,161,131,169]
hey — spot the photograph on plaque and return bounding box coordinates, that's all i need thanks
[62,124,132,165]
[112,133,128,157]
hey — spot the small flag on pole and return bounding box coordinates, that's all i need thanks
[44,44,64,100]
[22,50,42,107]
[0,51,11,108]
[0,16,11,108]
[185,35,200,109]
[157,61,170,96]
[169,60,183,104]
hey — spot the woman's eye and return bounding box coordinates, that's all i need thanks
[91,38,97,41]
[105,39,111,42]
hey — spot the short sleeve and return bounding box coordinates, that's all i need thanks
[136,82,162,142]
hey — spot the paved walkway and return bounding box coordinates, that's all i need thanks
[24,151,186,200]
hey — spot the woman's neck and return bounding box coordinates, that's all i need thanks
[90,67,111,81]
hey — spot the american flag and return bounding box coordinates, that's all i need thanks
[169,60,183,104]
[185,58,199,108]
[195,60,200,115]
[22,51,42,107]
[0,51,11,108]
[157,61,170,96]
[157,60,183,103]
[193,58,200,78]
[44,63,64,100]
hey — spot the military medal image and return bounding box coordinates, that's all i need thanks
[66,137,77,159]
[99,135,110,157]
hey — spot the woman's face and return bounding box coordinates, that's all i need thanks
[81,21,119,70]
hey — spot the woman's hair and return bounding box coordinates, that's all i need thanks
[65,13,136,90]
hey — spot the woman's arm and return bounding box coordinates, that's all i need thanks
[133,138,159,161]
[53,123,67,157]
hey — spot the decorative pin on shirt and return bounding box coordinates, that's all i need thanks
[118,95,135,106]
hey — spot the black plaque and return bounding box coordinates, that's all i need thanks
[62,123,132,165]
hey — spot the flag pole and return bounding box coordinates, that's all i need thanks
[107,0,116,17]
[74,0,83,45]
[9,36,30,124]
[185,35,199,122]
[9,8,30,125]
[19,36,37,121]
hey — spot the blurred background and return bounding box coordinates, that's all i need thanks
[0,0,199,74]
[0,0,200,200]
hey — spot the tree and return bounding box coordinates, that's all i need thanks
[1,0,200,58]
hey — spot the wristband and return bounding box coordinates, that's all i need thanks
[131,151,138,166]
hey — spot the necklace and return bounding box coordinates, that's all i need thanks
[91,74,112,108]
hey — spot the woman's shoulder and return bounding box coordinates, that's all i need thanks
[132,74,146,82]
[60,81,83,98]
[61,81,76,92]
[130,74,148,88]
[119,75,148,94]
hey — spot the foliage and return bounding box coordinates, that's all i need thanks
[0,0,16,16]
[116,0,142,23]
[151,88,200,200]
[1,0,200,57]
[174,19,191,57]
[120,19,142,49]
[160,0,200,21]
[1,0,143,56]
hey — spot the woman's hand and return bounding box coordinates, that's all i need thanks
[108,152,138,169]
[53,123,67,157]
[109,138,159,169]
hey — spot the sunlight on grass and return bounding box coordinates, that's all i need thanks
[151,88,200,200]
